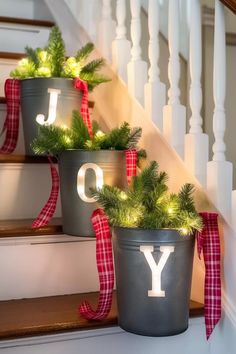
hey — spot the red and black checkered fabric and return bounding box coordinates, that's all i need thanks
[197,212,221,339]
[0,79,20,154]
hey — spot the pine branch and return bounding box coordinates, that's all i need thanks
[178,183,196,213]
[70,110,90,149]
[79,72,111,91]
[31,125,73,155]
[80,58,106,74]
[75,42,94,63]
[47,26,65,77]
[127,127,142,149]
[25,46,40,68]
[91,185,123,210]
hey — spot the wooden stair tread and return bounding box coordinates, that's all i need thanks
[0,292,204,340]
[0,97,94,107]
[0,16,55,28]
[0,154,58,164]
[0,52,26,60]
[0,218,62,238]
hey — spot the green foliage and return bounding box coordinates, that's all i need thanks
[32,111,145,157]
[75,42,94,63]
[92,162,203,235]
[10,27,109,90]
[47,26,65,77]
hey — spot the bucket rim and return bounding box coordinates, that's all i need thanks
[19,77,74,82]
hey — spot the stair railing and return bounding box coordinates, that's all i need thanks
[66,0,235,228]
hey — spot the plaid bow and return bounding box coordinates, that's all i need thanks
[196,212,221,339]
[0,79,20,154]
[32,157,59,228]
[74,78,93,138]
[79,209,114,319]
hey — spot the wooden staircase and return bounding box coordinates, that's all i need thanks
[0,2,208,353]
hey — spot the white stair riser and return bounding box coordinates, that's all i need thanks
[0,164,61,219]
[0,24,50,54]
[0,0,53,21]
[0,319,209,354]
[0,238,98,300]
[0,104,25,155]
[0,0,35,20]
[0,59,19,97]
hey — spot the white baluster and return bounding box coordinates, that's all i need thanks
[144,0,166,130]
[207,0,232,220]
[112,0,131,83]
[127,0,148,105]
[184,0,209,186]
[98,0,116,63]
[163,0,186,158]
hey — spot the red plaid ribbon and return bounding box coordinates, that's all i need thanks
[0,79,20,154]
[196,212,221,340]
[81,210,221,338]
[33,78,92,228]
[125,149,137,185]
[79,209,114,319]
[74,78,93,138]
[32,156,59,228]
[79,152,137,320]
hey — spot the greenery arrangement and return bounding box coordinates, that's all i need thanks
[10,26,109,90]
[91,161,203,235]
[32,110,146,159]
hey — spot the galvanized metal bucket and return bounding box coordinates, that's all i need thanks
[20,78,82,155]
[58,150,127,237]
[112,227,195,337]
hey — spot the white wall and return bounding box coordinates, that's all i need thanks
[0,0,53,21]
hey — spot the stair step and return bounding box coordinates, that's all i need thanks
[0,96,95,108]
[0,52,25,60]
[0,21,51,54]
[0,162,62,219]
[0,16,54,28]
[0,218,62,238]
[0,292,203,340]
[0,155,56,164]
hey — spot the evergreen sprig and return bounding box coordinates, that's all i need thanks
[92,162,203,235]
[32,111,145,157]
[47,26,65,77]
[10,27,109,90]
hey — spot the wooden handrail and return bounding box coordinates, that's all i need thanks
[220,0,236,14]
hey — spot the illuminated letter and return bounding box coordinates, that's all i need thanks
[140,245,175,297]
[36,88,61,125]
[77,163,104,203]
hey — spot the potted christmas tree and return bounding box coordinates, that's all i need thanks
[10,26,109,155]
[32,111,145,237]
[92,161,202,336]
